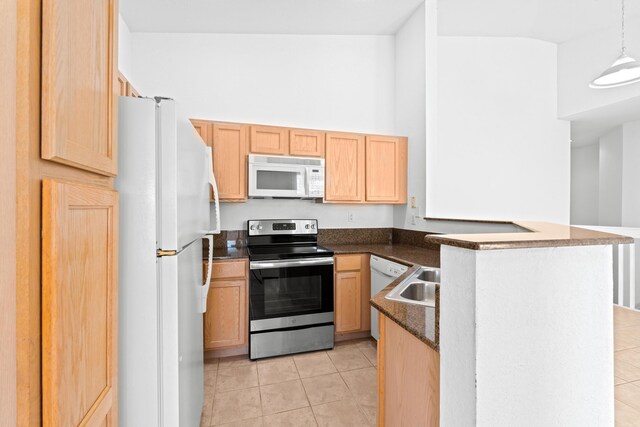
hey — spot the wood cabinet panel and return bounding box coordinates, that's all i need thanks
[117,72,127,97]
[335,271,362,333]
[325,132,365,202]
[379,313,439,427]
[210,259,247,280]
[42,0,118,176]
[204,279,247,350]
[289,129,325,157]
[190,120,211,145]
[125,82,139,98]
[335,254,362,272]
[365,136,407,203]
[212,123,248,201]
[42,180,118,426]
[250,125,289,155]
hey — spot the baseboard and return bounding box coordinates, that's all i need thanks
[204,345,248,359]
[335,330,372,342]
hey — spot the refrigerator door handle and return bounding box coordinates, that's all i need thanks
[201,234,214,313]
[206,147,221,235]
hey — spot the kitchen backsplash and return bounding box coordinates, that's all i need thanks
[204,227,438,251]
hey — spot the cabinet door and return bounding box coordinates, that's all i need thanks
[365,136,407,203]
[204,279,247,349]
[289,129,325,157]
[190,120,211,145]
[325,132,365,202]
[42,0,118,176]
[117,71,127,96]
[42,180,118,426]
[212,123,248,201]
[335,271,362,333]
[250,125,289,155]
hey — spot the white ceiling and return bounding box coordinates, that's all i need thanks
[438,0,640,44]
[120,0,424,35]
[121,0,640,42]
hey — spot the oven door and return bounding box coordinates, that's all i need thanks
[248,164,307,198]
[249,257,334,331]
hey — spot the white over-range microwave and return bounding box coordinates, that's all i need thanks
[248,154,325,199]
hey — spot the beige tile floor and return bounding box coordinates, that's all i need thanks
[201,339,377,426]
[201,306,640,426]
[615,305,640,426]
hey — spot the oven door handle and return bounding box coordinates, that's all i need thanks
[250,257,334,270]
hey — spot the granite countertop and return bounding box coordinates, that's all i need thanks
[424,219,634,250]
[205,246,249,261]
[326,243,441,351]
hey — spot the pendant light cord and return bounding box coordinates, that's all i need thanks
[622,0,626,54]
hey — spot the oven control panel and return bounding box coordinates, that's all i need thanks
[273,223,296,231]
[248,219,318,235]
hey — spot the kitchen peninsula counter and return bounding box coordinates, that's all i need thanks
[326,243,441,350]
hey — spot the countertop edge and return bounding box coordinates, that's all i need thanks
[424,222,634,250]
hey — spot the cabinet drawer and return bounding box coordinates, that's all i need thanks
[335,255,362,272]
[209,259,247,280]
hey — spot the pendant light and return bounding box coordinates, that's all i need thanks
[589,0,640,89]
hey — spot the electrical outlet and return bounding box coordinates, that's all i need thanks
[347,212,354,222]
[410,196,416,209]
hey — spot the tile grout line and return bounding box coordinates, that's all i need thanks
[295,359,320,426]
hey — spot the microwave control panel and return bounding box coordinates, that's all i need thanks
[307,168,325,197]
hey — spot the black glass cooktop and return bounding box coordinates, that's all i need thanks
[248,244,334,261]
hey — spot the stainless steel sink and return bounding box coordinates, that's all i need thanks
[385,266,439,307]
[416,269,440,283]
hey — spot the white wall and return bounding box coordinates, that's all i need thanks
[393,4,426,229]
[118,15,135,83]
[570,144,599,225]
[440,244,614,425]
[427,36,571,223]
[130,33,397,229]
[622,121,640,227]
[598,126,623,226]
[557,15,640,119]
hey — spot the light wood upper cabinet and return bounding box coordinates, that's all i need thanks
[289,129,325,157]
[41,0,118,177]
[213,123,248,201]
[190,120,211,145]
[42,180,118,426]
[203,260,248,350]
[125,82,140,98]
[117,71,127,97]
[250,125,289,155]
[325,132,365,202]
[365,135,408,203]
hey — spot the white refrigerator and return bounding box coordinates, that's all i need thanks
[116,97,219,426]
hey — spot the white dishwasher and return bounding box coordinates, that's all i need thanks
[370,255,408,340]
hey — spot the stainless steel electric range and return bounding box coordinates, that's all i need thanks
[247,219,335,360]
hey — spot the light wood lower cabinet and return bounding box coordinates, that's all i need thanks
[203,259,248,350]
[334,254,371,335]
[378,313,439,426]
[42,180,119,426]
